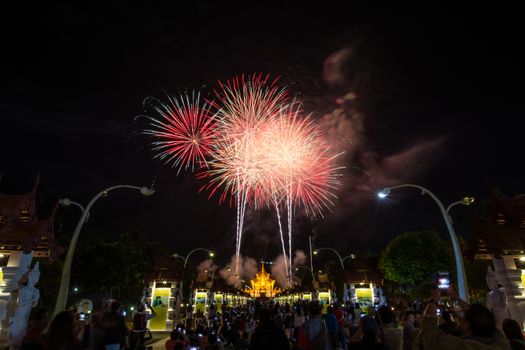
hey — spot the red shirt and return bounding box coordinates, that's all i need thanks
[334,308,345,327]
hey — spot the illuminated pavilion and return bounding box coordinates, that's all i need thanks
[244,264,281,298]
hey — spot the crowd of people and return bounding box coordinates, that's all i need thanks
[15,287,525,350]
[18,301,155,350]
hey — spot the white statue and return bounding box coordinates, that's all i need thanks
[378,287,387,306]
[486,266,508,329]
[8,263,40,349]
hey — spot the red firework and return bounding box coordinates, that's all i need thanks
[144,92,216,174]
[201,73,291,207]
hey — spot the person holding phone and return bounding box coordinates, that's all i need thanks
[377,306,402,350]
[419,287,510,350]
[130,301,156,350]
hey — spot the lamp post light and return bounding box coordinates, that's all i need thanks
[54,185,155,317]
[377,184,474,303]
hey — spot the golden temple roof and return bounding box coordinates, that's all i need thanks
[244,264,281,298]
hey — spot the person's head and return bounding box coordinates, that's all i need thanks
[414,310,423,324]
[138,303,146,312]
[441,310,453,324]
[90,314,102,328]
[502,318,523,341]
[404,311,415,325]
[308,301,322,317]
[170,329,179,340]
[296,306,303,316]
[207,333,218,345]
[33,308,49,329]
[46,311,75,347]
[68,305,78,315]
[361,316,379,340]
[378,306,394,326]
[461,304,496,337]
[109,301,121,313]
[258,308,272,325]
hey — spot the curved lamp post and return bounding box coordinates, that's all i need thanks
[313,248,355,302]
[313,248,354,270]
[378,184,474,303]
[54,185,155,316]
[173,248,214,312]
[173,248,215,269]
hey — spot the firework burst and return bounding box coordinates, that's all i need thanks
[144,92,216,174]
[143,74,344,280]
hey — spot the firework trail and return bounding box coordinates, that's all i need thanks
[204,74,290,273]
[273,199,289,277]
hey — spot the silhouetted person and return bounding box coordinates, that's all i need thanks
[249,308,289,350]
[502,318,525,350]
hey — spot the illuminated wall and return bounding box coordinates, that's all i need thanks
[214,292,223,313]
[194,290,208,314]
[148,287,170,331]
[318,291,331,313]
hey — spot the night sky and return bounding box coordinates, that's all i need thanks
[1,2,523,264]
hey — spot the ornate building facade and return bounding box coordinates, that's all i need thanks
[244,264,281,298]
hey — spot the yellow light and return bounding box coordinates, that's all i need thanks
[520,257,525,261]
[463,197,475,205]
[163,280,167,284]
[0,254,4,258]
[313,251,318,255]
[209,252,215,257]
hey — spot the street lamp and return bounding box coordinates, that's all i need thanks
[377,184,474,303]
[174,248,215,315]
[313,248,354,270]
[54,185,155,317]
[173,248,214,269]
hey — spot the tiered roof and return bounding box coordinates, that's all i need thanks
[244,264,281,298]
[0,176,61,258]
[472,191,525,256]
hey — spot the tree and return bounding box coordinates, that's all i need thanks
[379,231,453,297]
[323,260,344,302]
[70,232,167,308]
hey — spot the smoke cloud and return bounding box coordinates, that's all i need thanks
[318,47,447,215]
[271,254,293,289]
[196,259,216,274]
[271,250,308,289]
[293,250,307,266]
[219,255,258,288]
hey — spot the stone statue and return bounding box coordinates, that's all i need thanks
[486,266,508,329]
[378,287,387,306]
[8,263,40,349]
